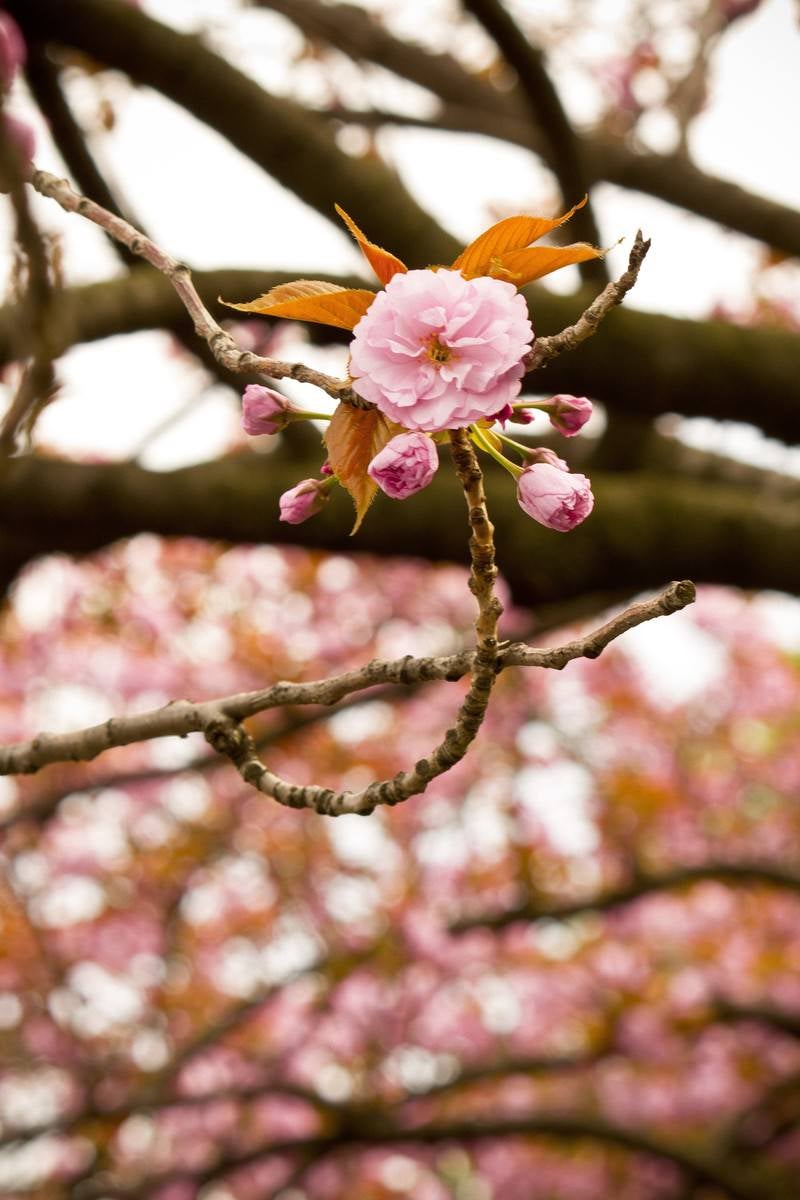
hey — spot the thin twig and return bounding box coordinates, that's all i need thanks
[28,167,355,403]
[206,431,504,815]
[0,581,695,782]
[525,231,651,372]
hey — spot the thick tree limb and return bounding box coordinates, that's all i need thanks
[69,1114,770,1200]
[8,0,460,271]
[0,581,692,782]
[1,453,798,602]
[462,0,607,286]
[2,262,797,445]
[261,0,800,260]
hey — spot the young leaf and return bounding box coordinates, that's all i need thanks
[324,403,397,533]
[451,198,588,279]
[488,242,603,286]
[335,205,408,286]
[220,280,377,331]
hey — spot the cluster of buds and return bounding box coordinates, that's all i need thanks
[0,11,34,185]
[232,205,603,535]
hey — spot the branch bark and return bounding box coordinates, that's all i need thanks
[0,581,692,783]
[2,453,799,603]
[461,0,607,286]
[259,0,800,259]
[450,862,800,933]
[2,263,797,446]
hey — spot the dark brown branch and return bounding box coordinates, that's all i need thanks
[23,46,261,401]
[9,0,460,270]
[451,863,800,933]
[2,260,798,447]
[462,0,607,286]
[0,119,57,454]
[71,1114,769,1200]
[260,0,800,260]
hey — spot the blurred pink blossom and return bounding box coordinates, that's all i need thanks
[0,12,25,91]
[349,269,533,432]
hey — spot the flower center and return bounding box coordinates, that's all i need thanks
[425,335,453,365]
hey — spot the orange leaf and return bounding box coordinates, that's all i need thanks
[451,198,588,279]
[335,205,408,286]
[324,403,397,533]
[220,280,377,331]
[487,242,603,286]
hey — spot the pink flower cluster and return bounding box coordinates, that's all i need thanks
[349,269,533,433]
[275,261,595,533]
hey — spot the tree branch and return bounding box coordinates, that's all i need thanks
[0,581,692,782]
[461,0,607,286]
[3,257,797,445]
[526,232,650,371]
[9,0,460,270]
[451,862,800,933]
[29,167,355,404]
[260,0,800,259]
[70,1114,770,1200]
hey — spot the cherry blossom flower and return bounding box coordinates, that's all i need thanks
[517,461,594,532]
[348,270,533,433]
[367,431,439,499]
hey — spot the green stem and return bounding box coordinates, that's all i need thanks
[291,410,332,422]
[470,425,523,478]
[495,430,539,458]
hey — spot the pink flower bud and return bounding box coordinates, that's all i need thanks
[278,478,329,524]
[545,394,593,437]
[517,462,594,532]
[0,14,25,92]
[367,432,438,499]
[509,407,535,425]
[242,384,289,435]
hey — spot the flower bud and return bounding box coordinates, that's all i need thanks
[278,478,330,525]
[367,432,438,499]
[545,394,593,437]
[241,384,289,436]
[0,14,25,92]
[517,462,594,532]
